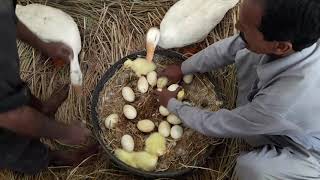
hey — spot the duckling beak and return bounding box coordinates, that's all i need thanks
[146,27,160,63]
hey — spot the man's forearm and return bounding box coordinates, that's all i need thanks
[0,106,69,140]
[181,34,245,75]
[16,19,44,50]
[167,97,298,138]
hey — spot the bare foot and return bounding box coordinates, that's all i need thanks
[49,144,99,167]
[42,84,70,117]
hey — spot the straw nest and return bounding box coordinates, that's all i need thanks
[97,54,224,171]
[1,0,247,179]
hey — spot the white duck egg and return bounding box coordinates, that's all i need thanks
[104,114,119,129]
[158,121,171,137]
[137,76,149,93]
[167,114,182,125]
[167,84,179,91]
[159,105,170,116]
[157,77,168,89]
[137,119,155,133]
[122,87,135,102]
[170,125,183,139]
[123,105,137,120]
[183,74,194,84]
[147,71,157,87]
[121,134,134,152]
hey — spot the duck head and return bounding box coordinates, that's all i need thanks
[69,54,83,94]
[146,27,160,63]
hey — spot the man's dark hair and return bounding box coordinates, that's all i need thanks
[260,0,320,51]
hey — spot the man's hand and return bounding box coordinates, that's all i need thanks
[58,123,91,146]
[154,88,181,107]
[41,42,74,67]
[16,20,73,67]
[159,64,183,83]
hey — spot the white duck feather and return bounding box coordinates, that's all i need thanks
[159,0,239,49]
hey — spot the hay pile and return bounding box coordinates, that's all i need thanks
[0,0,245,179]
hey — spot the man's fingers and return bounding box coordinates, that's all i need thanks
[153,89,161,96]
[168,79,178,85]
[175,87,183,93]
[158,69,168,77]
[172,87,182,96]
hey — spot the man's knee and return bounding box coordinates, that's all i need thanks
[234,152,268,180]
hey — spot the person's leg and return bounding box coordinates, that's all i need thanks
[1,136,99,175]
[29,84,69,117]
[49,144,99,167]
[3,139,50,175]
[0,85,98,174]
[0,124,51,175]
[232,145,320,180]
[41,84,69,116]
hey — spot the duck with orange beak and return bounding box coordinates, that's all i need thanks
[16,4,83,94]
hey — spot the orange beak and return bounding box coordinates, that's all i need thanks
[146,42,155,63]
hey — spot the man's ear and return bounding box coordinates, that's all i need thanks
[272,41,293,56]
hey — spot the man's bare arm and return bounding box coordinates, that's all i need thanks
[0,106,89,145]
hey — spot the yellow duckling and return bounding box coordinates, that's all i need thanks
[145,132,166,156]
[124,27,160,76]
[115,149,158,172]
[124,58,156,77]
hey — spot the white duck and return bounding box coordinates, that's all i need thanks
[158,0,239,49]
[15,4,83,92]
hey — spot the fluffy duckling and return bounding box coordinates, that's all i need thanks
[145,132,166,156]
[115,149,158,171]
[124,28,160,76]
